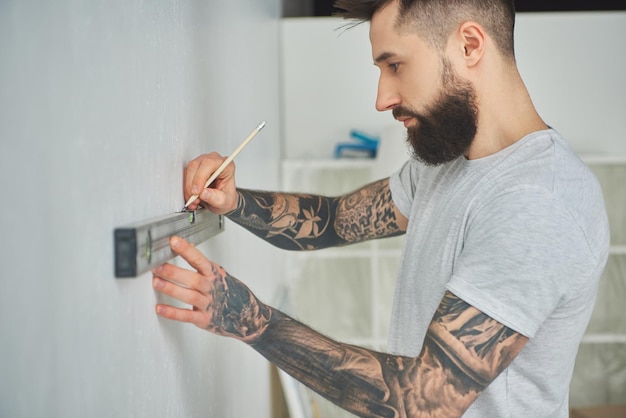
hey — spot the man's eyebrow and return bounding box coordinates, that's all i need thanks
[374,51,397,65]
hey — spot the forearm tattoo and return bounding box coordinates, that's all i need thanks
[250,291,527,418]
[206,264,272,343]
[335,178,403,242]
[226,179,403,250]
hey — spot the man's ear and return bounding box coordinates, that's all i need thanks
[458,21,485,67]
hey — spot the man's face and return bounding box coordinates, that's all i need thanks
[370,1,478,165]
[393,60,478,166]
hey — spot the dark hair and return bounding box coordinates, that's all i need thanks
[334,0,516,58]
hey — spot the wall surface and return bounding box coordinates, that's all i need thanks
[281,12,626,159]
[514,12,626,154]
[0,1,282,417]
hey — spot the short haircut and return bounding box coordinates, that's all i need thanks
[334,0,516,59]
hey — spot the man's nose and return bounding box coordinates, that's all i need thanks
[375,78,400,112]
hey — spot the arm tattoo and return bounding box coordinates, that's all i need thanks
[226,179,404,251]
[426,292,524,388]
[335,178,403,242]
[249,291,528,417]
[206,264,272,343]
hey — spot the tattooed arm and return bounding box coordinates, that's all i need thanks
[226,179,407,251]
[154,237,528,418]
[183,152,406,250]
[252,292,528,417]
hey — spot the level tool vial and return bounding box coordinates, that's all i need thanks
[114,209,224,278]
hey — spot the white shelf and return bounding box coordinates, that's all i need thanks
[582,334,626,344]
[283,158,376,168]
[580,154,626,165]
[610,246,626,255]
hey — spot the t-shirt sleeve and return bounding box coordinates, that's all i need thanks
[446,186,597,338]
[389,160,415,219]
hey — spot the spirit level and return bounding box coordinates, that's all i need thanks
[114,209,224,278]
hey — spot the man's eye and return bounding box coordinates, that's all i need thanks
[389,63,400,72]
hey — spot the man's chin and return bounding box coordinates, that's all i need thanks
[406,138,462,166]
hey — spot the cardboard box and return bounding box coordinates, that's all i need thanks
[570,404,626,418]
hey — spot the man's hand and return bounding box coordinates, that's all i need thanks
[183,152,239,213]
[152,236,271,343]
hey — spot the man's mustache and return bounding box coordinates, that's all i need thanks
[392,107,419,121]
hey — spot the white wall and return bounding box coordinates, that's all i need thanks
[281,18,386,159]
[0,1,282,417]
[281,12,626,159]
[515,12,626,154]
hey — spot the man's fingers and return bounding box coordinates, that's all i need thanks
[151,236,224,329]
[183,153,224,203]
[183,158,199,203]
[187,152,225,196]
[153,277,208,309]
[156,304,208,329]
[152,260,211,294]
[168,236,216,277]
[191,153,226,194]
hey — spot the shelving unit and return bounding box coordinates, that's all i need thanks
[280,159,400,418]
[571,156,626,408]
[280,156,626,414]
[281,159,402,352]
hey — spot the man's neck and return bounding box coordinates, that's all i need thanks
[466,68,547,160]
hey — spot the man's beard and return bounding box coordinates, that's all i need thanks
[393,59,478,166]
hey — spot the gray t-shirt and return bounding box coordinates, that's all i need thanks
[389,129,609,417]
